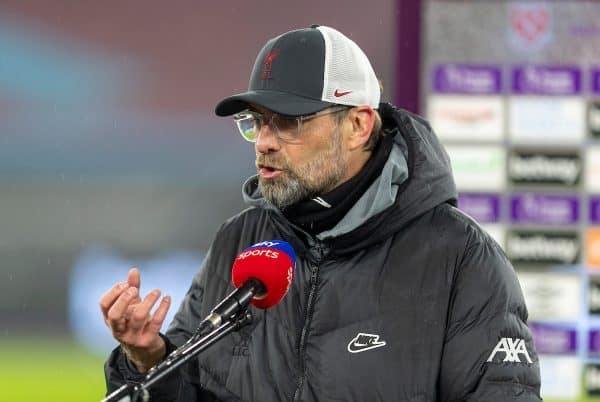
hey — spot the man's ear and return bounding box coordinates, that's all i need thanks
[346,106,375,151]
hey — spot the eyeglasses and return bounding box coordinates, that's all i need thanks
[233,106,350,143]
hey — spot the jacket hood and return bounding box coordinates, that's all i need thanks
[242,102,457,255]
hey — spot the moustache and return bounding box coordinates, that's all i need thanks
[256,155,287,170]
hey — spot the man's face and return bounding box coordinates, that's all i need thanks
[253,106,349,209]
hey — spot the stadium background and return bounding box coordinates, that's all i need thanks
[0,1,598,400]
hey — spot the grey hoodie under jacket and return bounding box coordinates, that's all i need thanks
[105,103,542,402]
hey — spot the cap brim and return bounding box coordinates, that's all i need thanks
[215,90,334,117]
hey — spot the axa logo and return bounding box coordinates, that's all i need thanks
[347,333,386,353]
[487,337,533,364]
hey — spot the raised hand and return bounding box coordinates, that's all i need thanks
[100,268,171,372]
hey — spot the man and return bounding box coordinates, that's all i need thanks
[101,25,541,401]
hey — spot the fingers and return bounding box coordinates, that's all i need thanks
[148,295,172,333]
[128,267,141,289]
[106,286,139,332]
[124,290,171,345]
[99,281,129,317]
[127,268,142,304]
[100,270,171,347]
[99,268,141,319]
[128,289,162,331]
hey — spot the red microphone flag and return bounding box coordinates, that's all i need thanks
[231,240,296,309]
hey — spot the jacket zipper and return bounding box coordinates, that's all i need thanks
[292,261,321,402]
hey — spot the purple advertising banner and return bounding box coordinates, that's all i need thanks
[458,193,501,223]
[433,64,502,94]
[593,68,600,94]
[512,65,582,95]
[530,323,577,355]
[591,197,600,224]
[590,329,600,355]
[510,193,579,225]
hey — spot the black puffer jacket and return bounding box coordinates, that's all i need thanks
[105,103,542,401]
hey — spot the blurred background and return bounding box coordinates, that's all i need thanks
[0,0,598,401]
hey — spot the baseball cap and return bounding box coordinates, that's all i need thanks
[215,25,380,117]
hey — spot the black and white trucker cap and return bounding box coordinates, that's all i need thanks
[215,25,380,117]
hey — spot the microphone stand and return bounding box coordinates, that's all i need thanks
[102,310,253,402]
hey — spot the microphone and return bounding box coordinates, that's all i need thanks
[102,241,296,402]
[198,240,296,331]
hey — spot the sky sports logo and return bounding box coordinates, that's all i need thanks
[506,231,580,264]
[252,241,281,248]
[237,248,280,260]
[237,241,288,260]
[508,151,581,185]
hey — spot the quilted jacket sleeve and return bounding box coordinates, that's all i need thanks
[439,231,542,401]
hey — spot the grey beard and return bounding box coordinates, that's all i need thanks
[259,175,309,209]
[257,125,346,209]
[259,161,346,209]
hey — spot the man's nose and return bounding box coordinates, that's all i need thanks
[255,123,280,154]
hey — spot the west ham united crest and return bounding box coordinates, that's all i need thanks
[508,3,553,52]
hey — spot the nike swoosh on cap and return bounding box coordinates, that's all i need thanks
[334,89,352,97]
